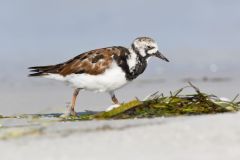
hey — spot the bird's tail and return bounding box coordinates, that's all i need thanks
[28,65,55,77]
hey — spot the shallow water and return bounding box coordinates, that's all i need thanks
[0,73,239,116]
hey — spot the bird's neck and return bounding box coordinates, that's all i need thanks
[125,48,148,80]
[131,44,147,57]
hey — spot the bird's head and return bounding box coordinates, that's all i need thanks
[131,37,169,62]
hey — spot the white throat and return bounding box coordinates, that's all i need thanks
[139,49,147,57]
[127,48,140,72]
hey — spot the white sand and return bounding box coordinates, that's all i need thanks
[1,112,240,160]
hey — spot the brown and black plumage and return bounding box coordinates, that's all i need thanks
[29,46,130,77]
[29,37,169,116]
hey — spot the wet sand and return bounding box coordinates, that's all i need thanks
[0,75,239,115]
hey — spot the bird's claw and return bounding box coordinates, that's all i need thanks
[60,107,77,118]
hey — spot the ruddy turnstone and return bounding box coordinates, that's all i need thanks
[29,37,169,116]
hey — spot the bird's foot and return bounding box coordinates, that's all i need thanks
[106,104,121,111]
[60,107,77,118]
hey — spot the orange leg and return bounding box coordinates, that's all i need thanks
[66,88,80,116]
[109,91,119,104]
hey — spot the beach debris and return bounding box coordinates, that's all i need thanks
[61,83,240,120]
[1,83,239,122]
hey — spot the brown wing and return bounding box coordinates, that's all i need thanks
[29,46,127,77]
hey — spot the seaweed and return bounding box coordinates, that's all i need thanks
[62,83,239,120]
[0,83,239,140]
[1,83,239,122]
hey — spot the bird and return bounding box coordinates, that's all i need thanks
[29,37,169,116]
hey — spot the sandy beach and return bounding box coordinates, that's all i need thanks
[1,112,240,160]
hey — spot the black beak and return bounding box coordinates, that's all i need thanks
[154,51,169,62]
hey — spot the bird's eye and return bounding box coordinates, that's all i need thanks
[147,46,154,50]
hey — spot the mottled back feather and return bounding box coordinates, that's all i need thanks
[29,46,129,77]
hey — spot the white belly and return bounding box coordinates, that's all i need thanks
[45,62,128,92]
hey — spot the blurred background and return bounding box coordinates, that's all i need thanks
[0,0,239,115]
